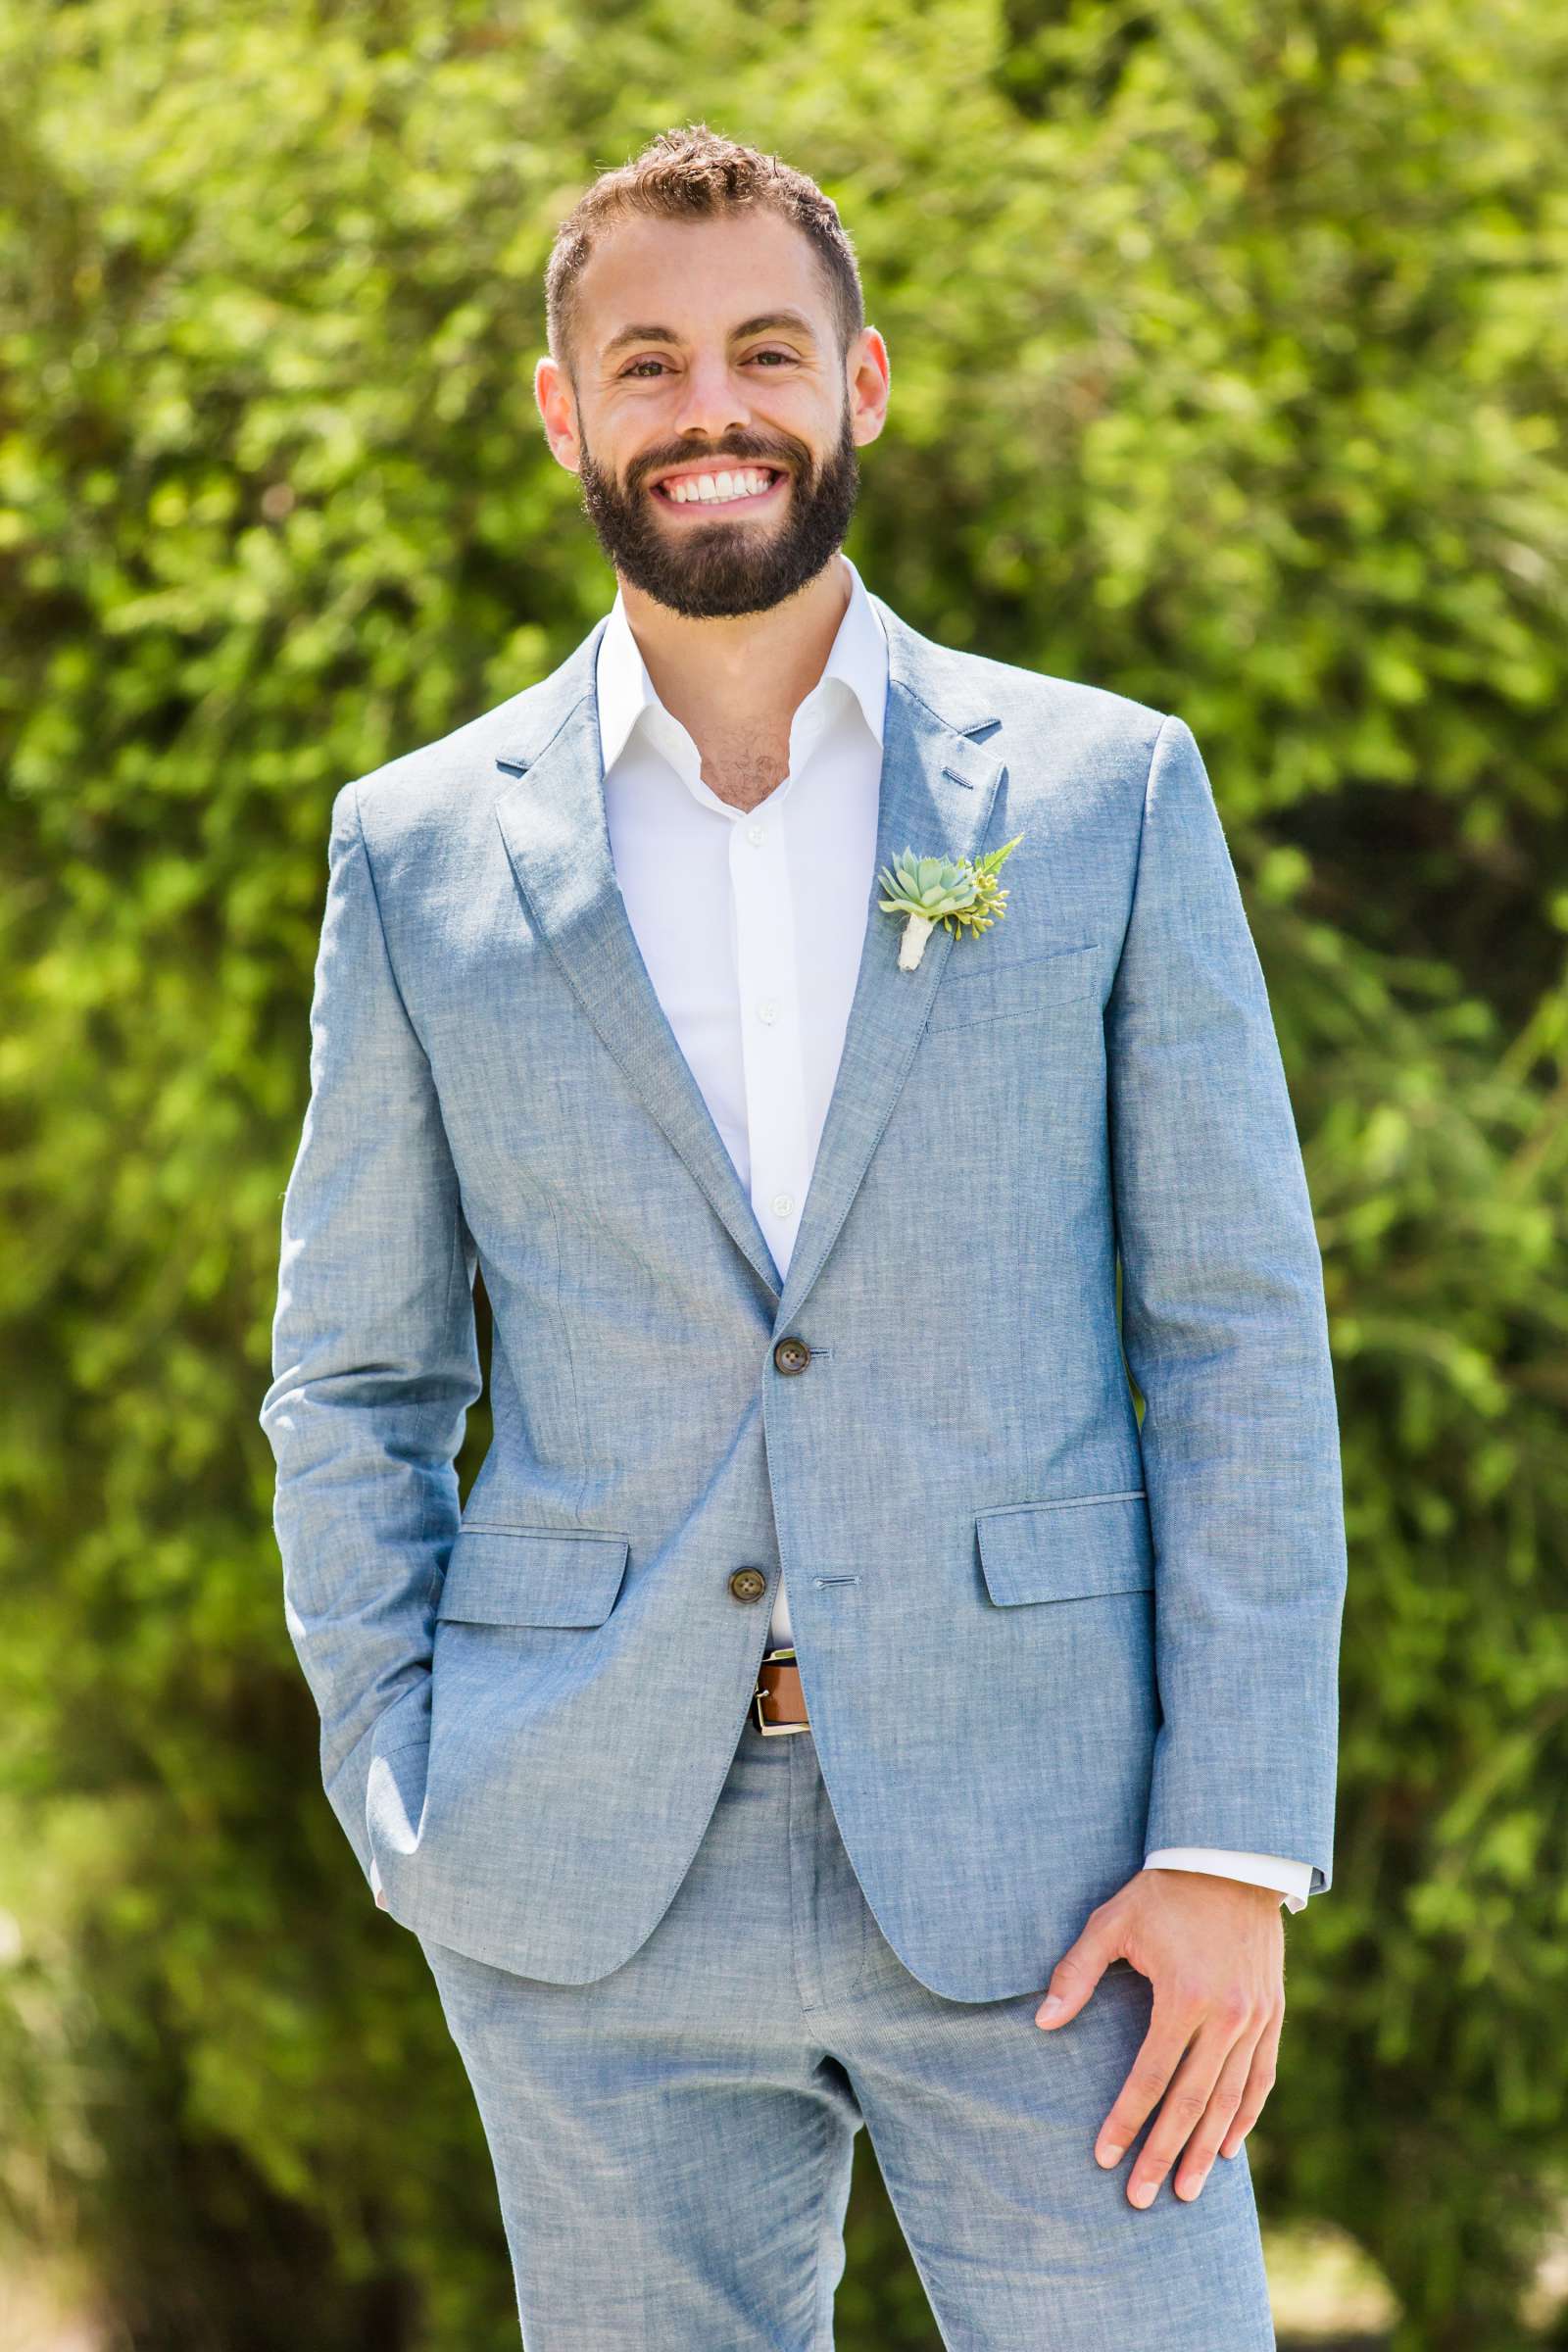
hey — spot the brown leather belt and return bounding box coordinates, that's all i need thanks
[752,1645,810,1737]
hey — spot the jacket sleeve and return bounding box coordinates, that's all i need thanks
[259,778,480,1890]
[1105,713,1346,1896]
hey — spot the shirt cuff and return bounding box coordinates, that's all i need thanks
[1143,1847,1315,1914]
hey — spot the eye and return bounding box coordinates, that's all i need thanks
[619,351,801,379]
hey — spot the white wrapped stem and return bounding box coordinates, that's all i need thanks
[898,912,937,971]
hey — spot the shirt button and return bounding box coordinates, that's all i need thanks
[756,999,779,1024]
[729,1568,768,1603]
[771,1193,795,1218]
[746,823,766,846]
[773,1337,811,1374]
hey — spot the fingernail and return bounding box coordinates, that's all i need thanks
[1038,1995,1065,2024]
[1178,2168,1210,2200]
[1098,2142,1124,2168]
[1130,2180,1156,2207]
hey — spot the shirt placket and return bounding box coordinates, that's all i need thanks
[728,772,813,1284]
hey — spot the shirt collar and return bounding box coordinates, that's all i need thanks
[596,552,887,786]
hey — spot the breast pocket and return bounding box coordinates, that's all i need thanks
[925,939,1103,1034]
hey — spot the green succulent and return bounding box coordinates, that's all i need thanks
[875,848,979,922]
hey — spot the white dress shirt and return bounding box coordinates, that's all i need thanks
[594,553,1313,1915]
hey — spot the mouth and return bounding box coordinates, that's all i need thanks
[648,465,789,514]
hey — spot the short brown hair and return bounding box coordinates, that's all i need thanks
[545,123,865,381]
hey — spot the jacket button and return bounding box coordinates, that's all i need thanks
[773,1336,811,1374]
[729,1568,768,1603]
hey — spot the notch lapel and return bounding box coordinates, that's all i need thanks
[489,597,1005,1334]
[493,623,785,1306]
[769,607,1004,1337]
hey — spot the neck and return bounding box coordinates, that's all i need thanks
[618,554,853,750]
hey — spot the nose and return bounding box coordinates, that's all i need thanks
[668,349,754,448]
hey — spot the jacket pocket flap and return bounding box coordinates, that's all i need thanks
[437,1525,631,1627]
[975,1491,1153,1606]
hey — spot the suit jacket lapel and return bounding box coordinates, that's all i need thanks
[490,595,1005,1331]
[771,605,1004,1336]
[493,621,785,1305]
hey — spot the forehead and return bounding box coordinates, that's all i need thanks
[577,209,830,354]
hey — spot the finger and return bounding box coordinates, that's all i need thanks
[1036,1908,1122,2028]
[1123,2016,1248,2207]
[1093,1988,1203,2169]
[1171,2024,1265,2200]
[1220,2003,1283,2158]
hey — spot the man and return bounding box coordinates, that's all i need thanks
[262,122,1346,2349]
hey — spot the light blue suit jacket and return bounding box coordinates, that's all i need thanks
[261,592,1347,2001]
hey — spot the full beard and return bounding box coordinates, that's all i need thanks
[577,407,861,618]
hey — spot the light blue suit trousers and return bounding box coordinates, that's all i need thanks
[419,1714,1278,2349]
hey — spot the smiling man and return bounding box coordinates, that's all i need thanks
[262,122,1347,2349]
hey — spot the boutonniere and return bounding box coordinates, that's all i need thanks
[876,835,1025,971]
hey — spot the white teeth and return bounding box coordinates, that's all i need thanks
[664,467,775,504]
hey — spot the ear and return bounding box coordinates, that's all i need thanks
[535,354,582,475]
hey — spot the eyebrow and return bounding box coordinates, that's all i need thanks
[601,310,819,361]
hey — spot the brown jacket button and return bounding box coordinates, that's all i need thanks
[773,1336,811,1374]
[729,1568,768,1603]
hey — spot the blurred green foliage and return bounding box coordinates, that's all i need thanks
[2,0,1566,2345]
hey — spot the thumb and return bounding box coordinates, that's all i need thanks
[1035,1918,1119,2028]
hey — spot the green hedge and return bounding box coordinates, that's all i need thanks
[2,1,1565,2344]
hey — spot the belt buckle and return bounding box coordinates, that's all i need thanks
[754,1645,809,1737]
